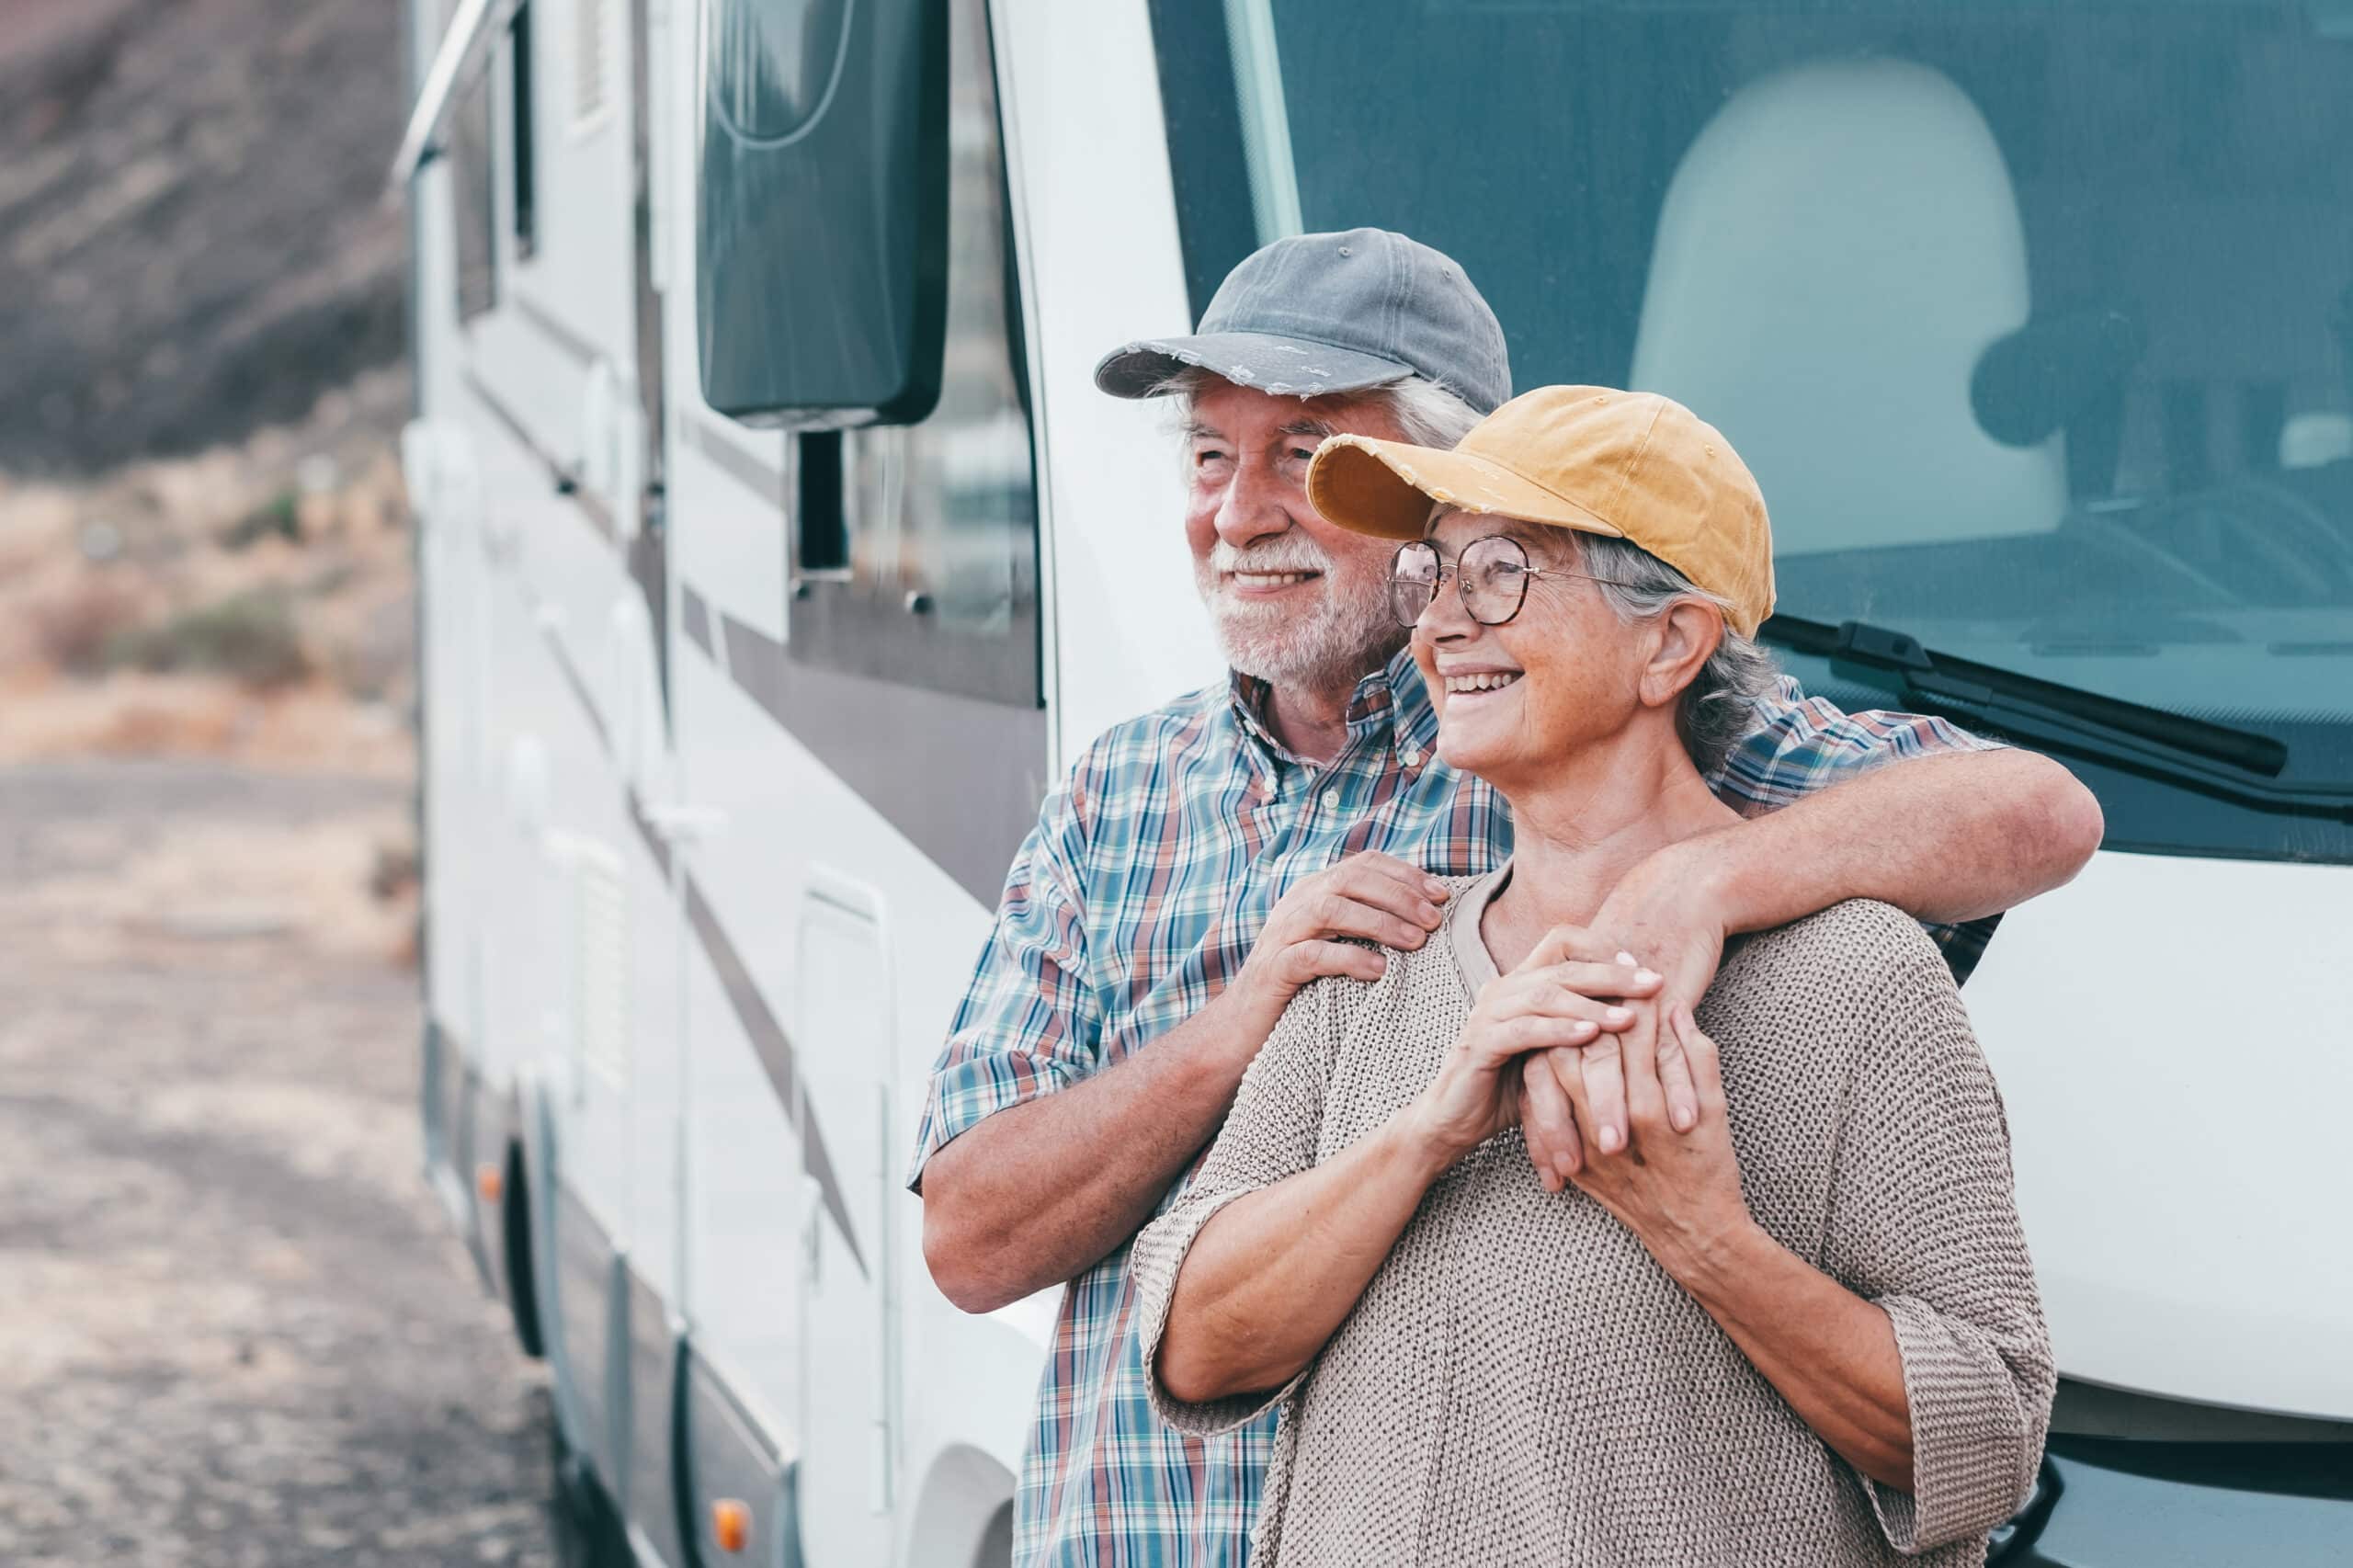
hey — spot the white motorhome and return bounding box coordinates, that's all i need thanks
[393,0,2353,1562]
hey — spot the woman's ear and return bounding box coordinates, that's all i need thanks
[1637,600,1724,710]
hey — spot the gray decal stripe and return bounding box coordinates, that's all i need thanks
[688,418,786,506]
[513,291,605,371]
[683,876,869,1281]
[523,562,867,1279]
[681,585,715,659]
[463,369,617,545]
[543,623,610,751]
[715,611,1046,905]
[622,788,673,881]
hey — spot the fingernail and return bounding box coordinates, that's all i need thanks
[1670,1107,1692,1132]
[1616,950,1638,967]
[1425,879,1449,898]
[1570,1019,1596,1038]
[1605,1006,1631,1025]
[1635,969,1660,987]
[1599,1124,1622,1153]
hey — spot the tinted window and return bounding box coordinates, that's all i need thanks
[511,3,537,258]
[1152,0,2353,861]
[696,0,948,424]
[449,62,496,322]
[779,0,1039,708]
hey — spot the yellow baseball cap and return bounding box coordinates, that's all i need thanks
[1306,385,1777,636]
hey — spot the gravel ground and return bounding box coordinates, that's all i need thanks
[0,759,556,1568]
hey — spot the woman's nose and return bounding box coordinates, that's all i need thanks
[1418,570,1479,640]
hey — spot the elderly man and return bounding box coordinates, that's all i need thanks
[909,229,2102,1567]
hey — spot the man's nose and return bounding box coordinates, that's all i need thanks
[1212,458,1295,551]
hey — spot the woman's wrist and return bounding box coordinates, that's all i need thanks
[1388,1099,1470,1188]
[1645,1210,1774,1305]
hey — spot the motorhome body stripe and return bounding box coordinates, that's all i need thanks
[713,611,1046,905]
[464,369,1039,906]
[523,560,870,1282]
[687,417,787,506]
[464,371,616,543]
[514,290,604,371]
[680,873,868,1278]
[680,584,715,659]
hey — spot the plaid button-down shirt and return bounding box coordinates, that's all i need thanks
[907,647,1995,1568]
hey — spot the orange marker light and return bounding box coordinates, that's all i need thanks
[712,1499,751,1554]
[475,1164,503,1203]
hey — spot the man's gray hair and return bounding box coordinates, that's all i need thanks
[1150,366,1484,449]
[1573,533,1780,778]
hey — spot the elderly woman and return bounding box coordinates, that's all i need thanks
[1130,386,2054,1566]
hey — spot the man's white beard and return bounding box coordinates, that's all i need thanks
[1195,538,1404,695]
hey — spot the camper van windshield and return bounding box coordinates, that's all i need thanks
[1151,0,2353,860]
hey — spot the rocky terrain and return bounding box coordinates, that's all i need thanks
[0,0,407,477]
[0,6,562,1561]
[0,761,553,1568]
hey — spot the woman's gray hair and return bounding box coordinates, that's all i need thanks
[1150,367,1484,449]
[1572,533,1781,778]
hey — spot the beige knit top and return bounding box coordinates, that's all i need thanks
[1131,870,2053,1567]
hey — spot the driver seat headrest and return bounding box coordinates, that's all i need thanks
[1630,57,2069,556]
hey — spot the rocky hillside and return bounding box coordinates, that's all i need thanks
[0,0,408,476]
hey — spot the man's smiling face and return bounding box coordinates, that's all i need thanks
[1183,379,1411,694]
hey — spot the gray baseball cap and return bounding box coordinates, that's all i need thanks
[1094,228,1512,415]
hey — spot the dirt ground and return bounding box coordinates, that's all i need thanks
[0,758,556,1568]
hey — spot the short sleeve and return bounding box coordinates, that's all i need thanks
[1130,982,1341,1437]
[1820,945,2056,1554]
[904,766,1105,1192]
[1709,676,2005,980]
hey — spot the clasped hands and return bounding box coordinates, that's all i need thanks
[1404,928,1753,1261]
[1230,848,1750,1245]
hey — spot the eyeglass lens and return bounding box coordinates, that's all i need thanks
[1388,536,1536,627]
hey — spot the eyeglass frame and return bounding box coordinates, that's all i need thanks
[1387,534,1634,628]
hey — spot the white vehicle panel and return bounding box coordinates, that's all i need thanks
[1970,849,2353,1418]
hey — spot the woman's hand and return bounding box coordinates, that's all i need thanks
[1557,1000,1757,1274]
[1405,943,1661,1176]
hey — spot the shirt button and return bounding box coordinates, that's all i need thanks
[1322,790,1341,811]
[1400,746,1423,768]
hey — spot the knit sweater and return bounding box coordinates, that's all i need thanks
[1131,870,2053,1567]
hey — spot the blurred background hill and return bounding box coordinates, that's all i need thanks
[0,0,405,475]
[0,0,415,795]
[0,11,553,1560]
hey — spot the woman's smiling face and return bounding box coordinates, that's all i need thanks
[1409,511,1650,790]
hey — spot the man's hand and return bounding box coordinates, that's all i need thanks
[1522,840,1731,1184]
[1229,853,1451,1025]
[1407,937,1660,1174]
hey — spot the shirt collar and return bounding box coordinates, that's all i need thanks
[1227,643,1438,778]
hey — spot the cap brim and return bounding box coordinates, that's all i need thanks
[1307,435,1630,543]
[1094,331,1415,401]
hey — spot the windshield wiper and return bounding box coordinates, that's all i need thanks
[1759,616,2353,822]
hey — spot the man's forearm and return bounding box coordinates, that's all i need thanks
[919,988,1281,1313]
[1710,748,2102,932]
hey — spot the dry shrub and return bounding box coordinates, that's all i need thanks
[32,572,156,673]
[103,585,311,689]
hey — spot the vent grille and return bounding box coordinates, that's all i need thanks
[574,0,608,126]
[570,839,628,1089]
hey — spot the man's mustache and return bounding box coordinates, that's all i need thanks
[1202,540,1334,578]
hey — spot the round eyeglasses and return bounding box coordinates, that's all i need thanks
[1388,536,1629,628]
